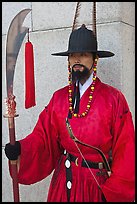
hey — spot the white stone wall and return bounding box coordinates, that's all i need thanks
[2,2,135,202]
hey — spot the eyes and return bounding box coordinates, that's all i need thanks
[69,53,89,58]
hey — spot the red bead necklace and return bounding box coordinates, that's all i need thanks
[68,58,98,118]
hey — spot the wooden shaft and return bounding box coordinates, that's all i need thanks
[8,117,20,202]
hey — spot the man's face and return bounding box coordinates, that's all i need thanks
[68,52,94,83]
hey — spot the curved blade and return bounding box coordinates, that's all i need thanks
[6,9,31,96]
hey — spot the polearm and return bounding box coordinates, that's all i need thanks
[3,9,31,202]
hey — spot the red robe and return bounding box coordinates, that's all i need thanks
[12,77,135,202]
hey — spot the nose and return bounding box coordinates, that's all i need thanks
[74,56,80,64]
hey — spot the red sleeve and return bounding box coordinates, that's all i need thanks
[101,91,135,202]
[14,95,63,185]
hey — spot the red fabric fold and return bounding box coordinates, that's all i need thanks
[25,41,36,109]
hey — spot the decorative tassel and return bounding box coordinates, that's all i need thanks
[25,29,36,109]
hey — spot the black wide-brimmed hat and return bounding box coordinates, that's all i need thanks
[52,24,114,58]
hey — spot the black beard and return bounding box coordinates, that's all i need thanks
[72,64,91,83]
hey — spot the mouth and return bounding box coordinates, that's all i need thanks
[72,64,84,72]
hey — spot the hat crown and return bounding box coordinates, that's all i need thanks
[68,24,97,53]
[51,24,114,57]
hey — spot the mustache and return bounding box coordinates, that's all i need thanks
[72,63,88,70]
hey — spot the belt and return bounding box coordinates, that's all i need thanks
[64,150,105,169]
[64,150,106,202]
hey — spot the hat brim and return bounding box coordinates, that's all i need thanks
[52,50,114,58]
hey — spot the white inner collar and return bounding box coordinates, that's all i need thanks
[79,73,93,98]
